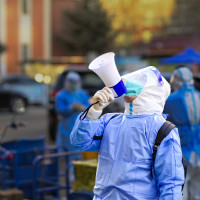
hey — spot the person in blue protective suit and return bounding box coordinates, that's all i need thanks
[56,71,90,152]
[71,66,184,200]
[164,67,200,200]
[164,67,200,161]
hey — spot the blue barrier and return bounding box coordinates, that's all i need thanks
[0,138,93,199]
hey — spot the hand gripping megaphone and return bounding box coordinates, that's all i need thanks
[89,52,127,98]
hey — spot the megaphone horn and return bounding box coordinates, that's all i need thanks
[89,52,127,98]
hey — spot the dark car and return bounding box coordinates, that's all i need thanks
[48,67,104,140]
[0,89,28,113]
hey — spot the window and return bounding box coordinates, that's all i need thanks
[21,44,29,61]
[22,0,28,15]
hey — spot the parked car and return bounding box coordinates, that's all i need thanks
[48,67,104,140]
[0,75,48,105]
[0,88,28,113]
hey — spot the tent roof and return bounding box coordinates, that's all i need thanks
[160,48,200,64]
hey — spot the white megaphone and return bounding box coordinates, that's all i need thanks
[89,52,127,98]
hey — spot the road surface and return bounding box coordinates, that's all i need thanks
[0,106,52,144]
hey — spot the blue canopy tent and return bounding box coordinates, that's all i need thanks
[160,48,200,64]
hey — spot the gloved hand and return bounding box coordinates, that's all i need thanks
[70,103,85,112]
[86,87,114,121]
[92,87,114,111]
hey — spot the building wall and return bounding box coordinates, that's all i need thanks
[0,0,52,76]
[6,0,19,74]
[43,0,52,59]
[32,0,44,59]
[0,0,7,77]
[51,0,81,56]
[19,0,32,67]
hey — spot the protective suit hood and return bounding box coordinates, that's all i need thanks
[122,66,171,115]
[170,67,194,91]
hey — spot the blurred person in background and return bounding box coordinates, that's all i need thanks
[164,67,200,200]
[56,71,90,152]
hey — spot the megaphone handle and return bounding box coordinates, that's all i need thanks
[79,101,100,121]
[98,101,106,107]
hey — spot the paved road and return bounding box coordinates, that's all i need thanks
[0,106,53,144]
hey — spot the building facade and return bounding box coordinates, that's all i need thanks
[0,0,51,78]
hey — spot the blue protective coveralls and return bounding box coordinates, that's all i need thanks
[56,88,90,151]
[71,66,184,200]
[164,67,200,161]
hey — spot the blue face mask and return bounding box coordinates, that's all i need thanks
[69,83,79,92]
[124,80,144,97]
[65,81,80,92]
[123,76,146,116]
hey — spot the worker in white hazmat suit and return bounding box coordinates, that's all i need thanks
[71,66,184,200]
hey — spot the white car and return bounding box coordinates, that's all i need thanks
[0,75,48,105]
